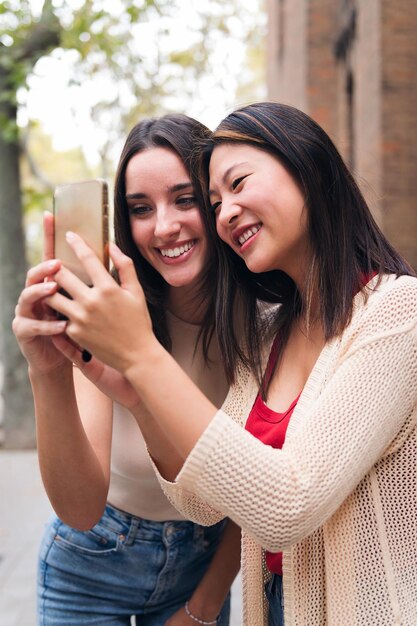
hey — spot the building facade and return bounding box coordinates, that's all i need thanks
[267,0,417,268]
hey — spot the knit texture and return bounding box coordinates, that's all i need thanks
[157,275,417,626]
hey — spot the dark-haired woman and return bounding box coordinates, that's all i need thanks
[30,103,417,626]
[13,114,241,626]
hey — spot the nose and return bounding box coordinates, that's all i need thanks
[154,207,181,239]
[217,197,242,228]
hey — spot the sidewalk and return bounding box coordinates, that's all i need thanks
[0,451,52,626]
[0,451,242,626]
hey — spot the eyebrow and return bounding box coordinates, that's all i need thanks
[126,182,193,201]
[209,162,249,196]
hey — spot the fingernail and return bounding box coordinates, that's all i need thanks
[46,260,58,270]
[65,231,76,242]
[82,349,92,362]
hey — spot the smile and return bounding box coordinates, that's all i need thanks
[159,240,195,258]
[237,224,261,246]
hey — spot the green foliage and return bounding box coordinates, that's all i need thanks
[1,0,267,210]
[0,113,18,141]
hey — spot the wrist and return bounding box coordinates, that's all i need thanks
[29,361,72,385]
[186,594,221,624]
[123,338,166,387]
[185,599,219,625]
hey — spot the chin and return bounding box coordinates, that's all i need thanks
[244,258,269,274]
[165,273,200,288]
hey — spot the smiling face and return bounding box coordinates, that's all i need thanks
[125,147,208,291]
[209,143,310,285]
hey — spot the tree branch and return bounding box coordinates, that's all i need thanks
[13,0,61,66]
[20,127,54,191]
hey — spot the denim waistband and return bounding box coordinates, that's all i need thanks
[103,502,223,546]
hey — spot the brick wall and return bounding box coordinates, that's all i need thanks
[267,0,417,268]
[267,0,308,111]
[380,0,417,267]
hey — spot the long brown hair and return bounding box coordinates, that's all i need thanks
[114,113,219,356]
[200,102,415,389]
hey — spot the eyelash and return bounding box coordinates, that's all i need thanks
[232,175,247,190]
[128,196,197,217]
[129,205,150,217]
[176,196,197,207]
[211,175,248,215]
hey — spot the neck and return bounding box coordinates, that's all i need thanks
[167,284,207,325]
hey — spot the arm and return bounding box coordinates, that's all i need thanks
[165,520,241,626]
[12,214,112,530]
[149,362,255,526]
[46,237,417,549]
[54,339,187,482]
[172,282,417,550]
[31,365,113,529]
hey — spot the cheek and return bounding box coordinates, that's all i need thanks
[215,219,228,243]
[130,220,151,255]
[188,210,206,238]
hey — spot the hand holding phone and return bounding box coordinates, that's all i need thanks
[53,179,109,359]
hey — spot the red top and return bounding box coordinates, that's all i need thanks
[245,273,377,574]
[245,335,300,574]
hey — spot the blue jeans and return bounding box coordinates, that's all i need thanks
[38,504,230,625]
[265,574,284,626]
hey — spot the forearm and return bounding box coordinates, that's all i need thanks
[30,365,108,529]
[125,341,216,462]
[188,520,241,621]
[130,402,186,481]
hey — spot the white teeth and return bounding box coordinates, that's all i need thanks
[238,225,261,245]
[160,241,194,258]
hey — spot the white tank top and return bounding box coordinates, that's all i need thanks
[107,311,229,520]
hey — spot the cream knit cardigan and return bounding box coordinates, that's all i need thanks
[157,275,417,626]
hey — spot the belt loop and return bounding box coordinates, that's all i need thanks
[124,516,140,546]
[164,520,177,544]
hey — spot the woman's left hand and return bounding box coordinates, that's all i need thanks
[45,232,156,375]
[51,333,142,410]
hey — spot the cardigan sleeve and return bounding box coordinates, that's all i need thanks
[150,357,258,525]
[176,277,417,552]
[151,471,225,525]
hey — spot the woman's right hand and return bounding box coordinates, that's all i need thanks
[13,211,69,374]
[12,258,68,374]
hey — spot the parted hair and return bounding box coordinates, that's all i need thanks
[114,113,218,355]
[200,102,415,389]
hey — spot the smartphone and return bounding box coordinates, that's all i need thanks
[53,179,109,285]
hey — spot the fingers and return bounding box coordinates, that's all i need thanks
[52,334,86,366]
[52,336,100,382]
[26,259,61,288]
[13,317,67,342]
[17,280,58,315]
[109,243,142,294]
[51,264,91,300]
[64,234,140,298]
[65,231,112,286]
[43,211,55,262]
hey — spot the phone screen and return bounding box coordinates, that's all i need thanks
[53,179,109,285]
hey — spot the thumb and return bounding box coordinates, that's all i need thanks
[43,211,55,262]
[109,243,143,294]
